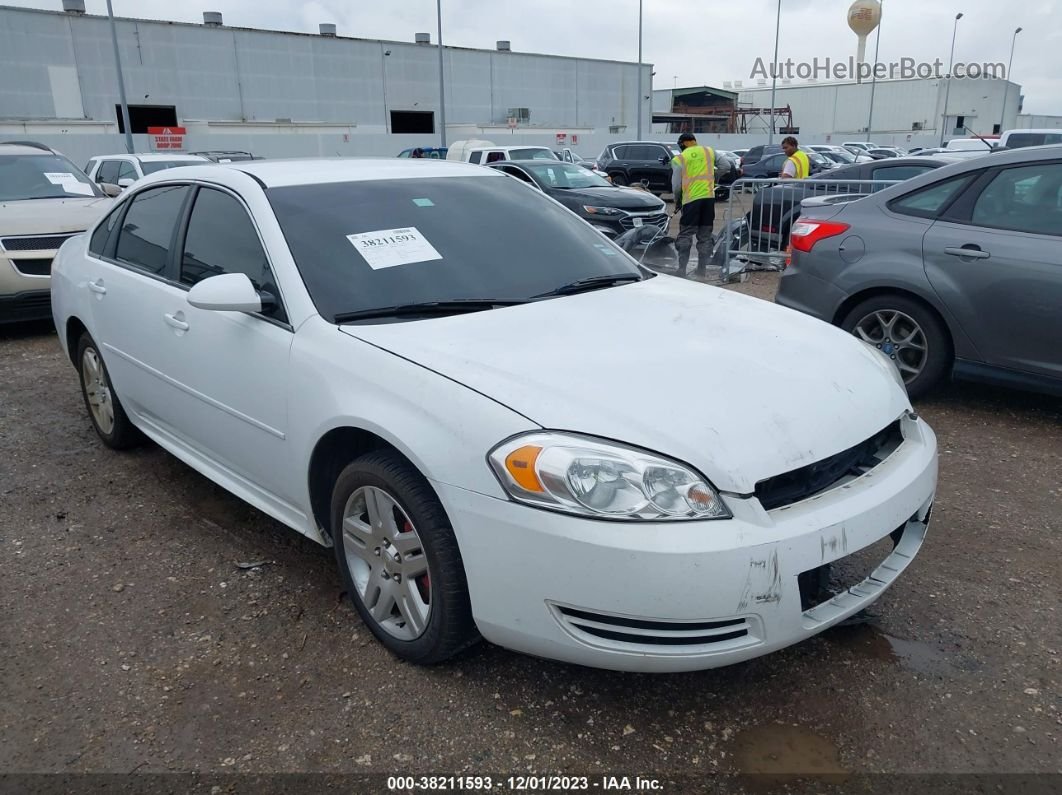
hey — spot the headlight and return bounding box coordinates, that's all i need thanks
[582,205,623,216]
[488,433,730,521]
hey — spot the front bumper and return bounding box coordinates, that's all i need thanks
[437,415,937,672]
[1,251,55,324]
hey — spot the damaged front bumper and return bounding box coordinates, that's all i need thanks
[436,414,937,673]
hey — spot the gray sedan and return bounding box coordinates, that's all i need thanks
[776,145,1062,398]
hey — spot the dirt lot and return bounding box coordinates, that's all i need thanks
[2,275,1060,793]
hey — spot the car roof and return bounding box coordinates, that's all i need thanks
[469,145,552,151]
[135,157,500,189]
[0,142,58,156]
[94,153,209,162]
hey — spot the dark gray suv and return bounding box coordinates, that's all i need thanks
[776,145,1062,398]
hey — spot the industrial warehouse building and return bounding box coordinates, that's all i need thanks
[653,74,1028,149]
[0,2,652,164]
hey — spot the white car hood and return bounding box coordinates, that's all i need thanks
[0,197,112,236]
[342,277,909,493]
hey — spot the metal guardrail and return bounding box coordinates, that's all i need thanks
[719,177,904,282]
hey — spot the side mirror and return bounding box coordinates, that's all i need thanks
[117,178,135,189]
[187,273,265,313]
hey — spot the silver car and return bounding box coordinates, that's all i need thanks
[776,145,1062,398]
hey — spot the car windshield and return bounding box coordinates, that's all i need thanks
[828,149,857,163]
[0,154,102,201]
[509,148,558,160]
[268,176,644,323]
[522,162,612,189]
[141,160,202,174]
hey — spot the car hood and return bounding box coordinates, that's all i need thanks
[553,186,664,210]
[0,197,112,235]
[341,277,909,493]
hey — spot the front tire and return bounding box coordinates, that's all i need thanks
[840,295,952,399]
[610,174,629,187]
[330,450,478,664]
[76,333,141,449]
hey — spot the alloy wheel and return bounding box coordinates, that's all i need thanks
[341,486,432,640]
[853,309,928,384]
[81,347,115,434]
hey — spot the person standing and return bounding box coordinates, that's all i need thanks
[779,136,810,180]
[671,133,728,276]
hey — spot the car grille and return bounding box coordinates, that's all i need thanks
[553,605,756,650]
[1,234,78,252]
[11,258,52,276]
[619,212,669,231]
[755,420,903,511]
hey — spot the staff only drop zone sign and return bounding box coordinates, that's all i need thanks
[148,126,186,150]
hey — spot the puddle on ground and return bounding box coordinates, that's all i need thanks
[733,723,847,776]
[825,623,968,676]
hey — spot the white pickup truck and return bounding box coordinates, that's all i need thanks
[446,140,558,165]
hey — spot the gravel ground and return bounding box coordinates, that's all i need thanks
[1,277,1059,793]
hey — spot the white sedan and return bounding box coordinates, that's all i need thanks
[51,159,937,672]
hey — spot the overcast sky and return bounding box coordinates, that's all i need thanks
[10,0,1061,116]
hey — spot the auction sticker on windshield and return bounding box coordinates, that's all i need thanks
[346,227,442,270]
[44,172,94,197]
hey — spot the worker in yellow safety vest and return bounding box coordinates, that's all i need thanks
[671,133,730,276]
[780,136,810,180]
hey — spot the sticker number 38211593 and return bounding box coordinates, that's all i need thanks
[345,227,442,270]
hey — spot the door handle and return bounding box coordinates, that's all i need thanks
[163,312,189,332]
[944,246,990,260]
[87,279,106,295]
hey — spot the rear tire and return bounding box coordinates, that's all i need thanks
[610,174,629,187]
[76,333,141,449]
[840,295,952,399]
[330,450,479,665]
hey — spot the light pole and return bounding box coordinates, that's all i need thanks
[940,12,963,146]
[106,0,134,154]
[866,0,884,138]
[768,0,781,143]
[436,0,446,147]
[999,27,1022,133]
[636,0,643,140]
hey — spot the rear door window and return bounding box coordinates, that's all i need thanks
[118,161,138,182]
[872,165,937,182]
[468,151,483,164]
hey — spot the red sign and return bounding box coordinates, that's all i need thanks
[571,134,579,145]
[147,126,186,150]
[555,132,567,146]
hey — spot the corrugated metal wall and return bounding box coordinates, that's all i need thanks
[0,6,651,133]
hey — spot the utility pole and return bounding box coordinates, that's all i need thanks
[867,0,884,137]
[106,0,134,154]
[436,0,447,147]
[636,0,643,140]
[999,27,1022,134]
[940,12,963,147]
[768,0,781,143]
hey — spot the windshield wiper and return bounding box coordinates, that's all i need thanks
[334,299,528,324]
[532,274,645,299]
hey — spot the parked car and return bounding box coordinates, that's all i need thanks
[397,147,448,159]
[595,141,676,191]
[866,148,902,159]
[553,148,611,179]
[777,145,1062,398]
[85,153,209,196]
[738,147,833,181]
[843,142,878,153]
[51,157,937,672]
[944,138,997,152]
[487,159,667,238]
[997,129,1062,150]
[190,150,259,162]
[730,148,749,161]
[746,157,953,251]
[0,141,111,323]
[713,150,742,199]
[447,144,557,165]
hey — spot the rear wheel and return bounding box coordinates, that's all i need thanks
[330,451,478,664]
[841,295,952,399]
[76,333,141,449]
[610,174,628,187]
